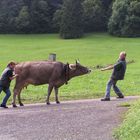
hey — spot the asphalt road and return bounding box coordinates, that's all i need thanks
[0,96,139,140]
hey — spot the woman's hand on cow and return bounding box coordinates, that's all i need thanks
[10,74,19,80]
[14,74,19,79]
[15,74,19,77]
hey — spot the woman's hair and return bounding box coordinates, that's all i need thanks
[7,61,16,67]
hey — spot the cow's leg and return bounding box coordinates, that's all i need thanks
[18,91,24,106]
[12,82,24,107]
[54,87,60,104]
[46,84,53,105]
[12,88,20,107]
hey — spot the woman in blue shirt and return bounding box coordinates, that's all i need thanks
[0,62,18,108]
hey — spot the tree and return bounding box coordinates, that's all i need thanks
[15,6,30,33]
[122,1,140,36]
[53,8,63,31]
[0,0,63,33]
[30,0,51,33]
[101,0,113,10]
[101,0,115,24]
[0,0,24,33]
[60,0,84,39]
[83,0,107,32]
[108,0,140,37]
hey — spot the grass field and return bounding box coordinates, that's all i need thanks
[0,32,140,104]
[114,100,140,140]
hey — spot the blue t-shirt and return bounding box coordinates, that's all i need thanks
[0,67,13,88]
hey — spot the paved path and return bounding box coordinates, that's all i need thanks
[0,96,139,140]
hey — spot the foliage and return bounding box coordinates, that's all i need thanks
[53,7,63,31]
[0,0,61,33]
[108,0,140,37]
[15,6,30,33]
[0,0,114,35]
[0,0,139,37]
[83,0,107,32]
[59,0,84,39]
[0,0,24,33]
[114,100,140,140]
[29,0,51,33]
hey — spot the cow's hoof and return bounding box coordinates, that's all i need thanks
[56,101,60,104]
[47,102,50,105]
[19,103,24,106]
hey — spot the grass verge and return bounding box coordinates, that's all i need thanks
[114,99,140,140]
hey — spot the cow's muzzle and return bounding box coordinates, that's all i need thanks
[87,69,92,74]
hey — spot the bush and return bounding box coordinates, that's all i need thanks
[108,0,140,37]
[59,0,84,39]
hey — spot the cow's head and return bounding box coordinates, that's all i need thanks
[69,60,91,77]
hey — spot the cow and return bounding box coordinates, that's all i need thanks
[12,60,91,107]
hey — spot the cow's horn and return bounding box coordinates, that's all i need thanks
[76,59,80,64]
[69,64,76,70]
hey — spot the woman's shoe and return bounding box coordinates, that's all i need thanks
[0,104,8,108]
[101,98,110,101]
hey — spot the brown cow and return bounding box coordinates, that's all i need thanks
[12,60,91,107]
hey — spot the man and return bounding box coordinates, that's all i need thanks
[101,52,127,101]
[0,62,18,108]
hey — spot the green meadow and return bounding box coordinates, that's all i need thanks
[0,33,139,104]
[114,100,140,140]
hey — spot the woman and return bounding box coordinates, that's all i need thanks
[0,62,18,108]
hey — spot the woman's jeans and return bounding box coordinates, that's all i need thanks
[0,86,11,105]
[105,79,123,98]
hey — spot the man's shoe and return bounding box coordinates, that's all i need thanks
[0,104,8,108]
[117,95,124,99]
[101,98,110,101]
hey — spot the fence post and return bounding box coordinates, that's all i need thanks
[49,53,56,61]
